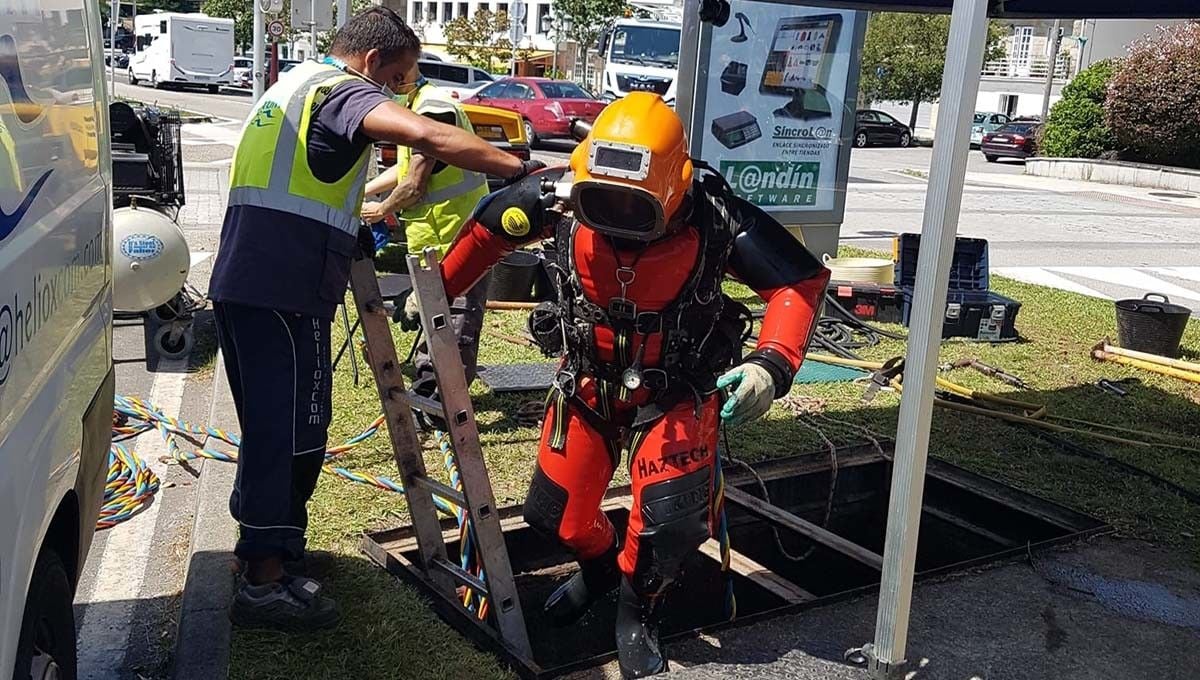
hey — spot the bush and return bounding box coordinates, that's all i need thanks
[1038,60,1117,159]
[1106,23,1200,169]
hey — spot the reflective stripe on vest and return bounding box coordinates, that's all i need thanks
[395,86,489,255]
[228,61,370,235]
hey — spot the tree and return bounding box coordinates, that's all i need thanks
[201,0,254,50]
[552,0,627,82]
[1106,23,1200,169]
[858,13,1005,129]
[1039,60,1117,159]
[443,9,513,72]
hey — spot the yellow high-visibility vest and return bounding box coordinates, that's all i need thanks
[394,84,488,257]
[228,61,370,236]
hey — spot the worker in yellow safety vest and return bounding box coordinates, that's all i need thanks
[360,62,491,415]
[207,7,543,634]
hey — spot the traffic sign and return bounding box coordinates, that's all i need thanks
[267,19,286,40]
[509,2,526,43]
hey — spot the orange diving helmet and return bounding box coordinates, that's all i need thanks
[569,92,693,242]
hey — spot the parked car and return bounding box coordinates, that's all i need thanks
[981,122,1041,162]
[465,78,607,145]
[970,111,1011,147]
[232,56,253,87]
[853,109,912,148]
[418,59,495,99]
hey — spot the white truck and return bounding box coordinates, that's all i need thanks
[129,12,235,92]
[596,16,682,105]
[1,1,115,678]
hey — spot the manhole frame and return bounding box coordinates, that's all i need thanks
[361,441,1110,679]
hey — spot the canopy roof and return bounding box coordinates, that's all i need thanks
[804,0,1200,19]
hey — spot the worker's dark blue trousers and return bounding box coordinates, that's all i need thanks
[213,301,331,563]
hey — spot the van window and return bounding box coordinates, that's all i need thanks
[471,69,493,83]
[160,20,167,33]
[441,64,469,84]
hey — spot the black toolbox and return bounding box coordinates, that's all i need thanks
[826,281,903,324]
[894,234,1021,341]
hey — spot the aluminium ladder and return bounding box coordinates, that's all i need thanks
[347,248,532,658]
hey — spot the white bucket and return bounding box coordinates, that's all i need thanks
[822,254,895,285]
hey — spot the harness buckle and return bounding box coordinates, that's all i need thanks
[554,369,577,398]
[608,297,637,320]
[635,312,662,334]
[642,368,669,391]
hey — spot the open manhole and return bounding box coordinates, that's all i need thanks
[1148,191,1197,199]
[363,442,1107,678]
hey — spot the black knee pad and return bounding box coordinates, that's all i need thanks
[523,466,568,538]
[633,467,712,594]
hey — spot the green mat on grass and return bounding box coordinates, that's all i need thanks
[794,360,868,384]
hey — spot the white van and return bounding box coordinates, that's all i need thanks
[129,12,235,92]
[1,1,114,678]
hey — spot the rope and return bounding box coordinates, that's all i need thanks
[101,396,454,531]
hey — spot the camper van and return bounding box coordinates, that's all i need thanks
[128,12,235,92]
[1,0,114,678]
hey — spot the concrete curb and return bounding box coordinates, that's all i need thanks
[1026,157,1200,194]
[171,350,238,680]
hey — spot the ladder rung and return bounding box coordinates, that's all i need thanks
[405,391,443,414]
[431,557,490,596]
[412,474,468,507]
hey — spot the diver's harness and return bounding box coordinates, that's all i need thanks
[529,164,754,438]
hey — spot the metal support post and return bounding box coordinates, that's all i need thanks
[864,0,991,678]
[337,0,349,28]
[1041,19,1063,122]
[110,0,118,95]
[253,0,265,100]
[309,0,318,60]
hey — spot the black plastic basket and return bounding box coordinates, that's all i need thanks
[1115,293,1191,358]
[490,250,541,302]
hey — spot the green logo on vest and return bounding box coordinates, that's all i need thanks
[252,101,280,128]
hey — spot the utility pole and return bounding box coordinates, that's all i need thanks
[110,0,118,96]
[1041,19,1063,122]
[337,0,349,28]
[253,0,265,100]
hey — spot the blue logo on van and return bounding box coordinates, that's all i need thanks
[121,233,165,261]
[0,34,44,124]
[0,169,53,242]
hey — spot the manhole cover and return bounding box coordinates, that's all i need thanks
[1148,191,1197,199]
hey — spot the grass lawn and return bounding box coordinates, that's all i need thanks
[229,249,1200,680]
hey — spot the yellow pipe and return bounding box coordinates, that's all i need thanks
[1093,350,1200,384]
[1102,343,1200,374]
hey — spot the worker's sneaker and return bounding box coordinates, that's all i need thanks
[229,576,341,632]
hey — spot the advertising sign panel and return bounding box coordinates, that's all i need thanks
[679,1,865,226]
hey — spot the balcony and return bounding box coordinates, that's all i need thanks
[981,54,1073,82]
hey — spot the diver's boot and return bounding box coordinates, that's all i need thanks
[544,541,620,625]
[615,577,668,678]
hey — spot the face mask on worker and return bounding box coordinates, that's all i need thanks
[324,54,395,97]
[396,76,427,102]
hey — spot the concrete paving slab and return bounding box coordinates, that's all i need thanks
[664,537,1198,680]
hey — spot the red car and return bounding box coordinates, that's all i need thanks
[981,122,1042,162]
[464,77,607,145]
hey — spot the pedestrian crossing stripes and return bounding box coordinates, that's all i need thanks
[995,266,1200,315]
[180,121,242,147]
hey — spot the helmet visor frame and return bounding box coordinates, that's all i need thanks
[571,180,667,242]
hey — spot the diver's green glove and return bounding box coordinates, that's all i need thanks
[717,362,776,426]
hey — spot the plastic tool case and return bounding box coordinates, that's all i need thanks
[826,282,903,324]
[894,234,1020,341]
